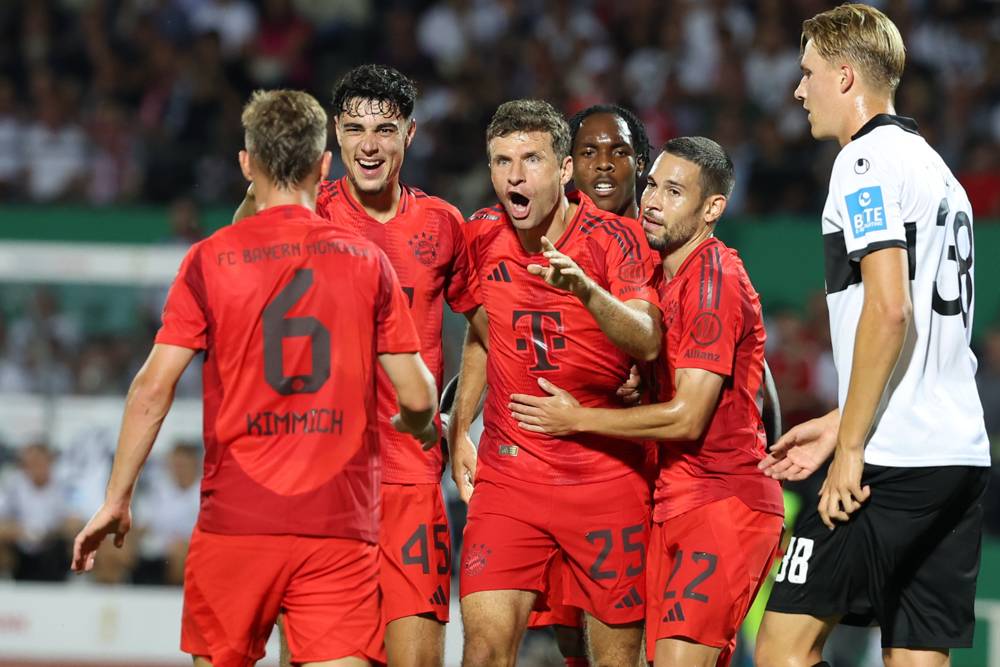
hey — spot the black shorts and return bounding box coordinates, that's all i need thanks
[765,464,989,649]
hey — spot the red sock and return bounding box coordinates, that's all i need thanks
[565,658,589,667]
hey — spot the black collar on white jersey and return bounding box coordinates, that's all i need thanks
[851,113,920,141]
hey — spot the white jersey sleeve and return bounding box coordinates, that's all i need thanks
[829,143,907,261]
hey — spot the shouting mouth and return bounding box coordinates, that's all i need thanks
[508,191,531,219]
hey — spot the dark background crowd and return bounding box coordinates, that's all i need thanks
[0,0,999,590]
[0,0,998,216]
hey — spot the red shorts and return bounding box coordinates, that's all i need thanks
[527,555,583,628]
[646,496,782,665]
[380,482,451,623]
[181,527,384,666]
[461,465,651,625]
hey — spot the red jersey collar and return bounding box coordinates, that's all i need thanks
[673,236,722,278]
[336,176,412,220]
[249,203,326,223]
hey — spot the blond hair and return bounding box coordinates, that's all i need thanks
[241,89,328,189]
[802,3,906,93]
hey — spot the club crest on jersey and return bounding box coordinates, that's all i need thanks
[408,232,438,266]
[690,311,722,346]
[617,259,647,284]
[846,186,887,239]
[464,543,492,576]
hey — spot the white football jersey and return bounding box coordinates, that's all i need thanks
[820,114,990,467]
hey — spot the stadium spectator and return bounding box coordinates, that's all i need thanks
[0,443,76,581]
[0,0,994,215]
[0,77,24,198]
[133,442,201,586]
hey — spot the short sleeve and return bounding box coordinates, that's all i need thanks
[443,207,483,314]
[673,248,742,377]
[832,149,906,262]
[155,244,209,351]
[603,218,659,305]
[375,250,421,354]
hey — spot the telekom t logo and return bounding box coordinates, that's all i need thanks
[512,310,565,371]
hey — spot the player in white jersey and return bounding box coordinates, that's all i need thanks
[755,5,990,667]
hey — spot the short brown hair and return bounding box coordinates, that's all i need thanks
[802,3,905,93]
[486,99,571,160]
[241,89,328,189]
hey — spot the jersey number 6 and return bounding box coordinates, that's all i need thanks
[262,269,331,395]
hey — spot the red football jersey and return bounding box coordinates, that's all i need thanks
[652,237,784,522]
[463,191,658,485]
[317,178,481,483]
[155,204,420,541]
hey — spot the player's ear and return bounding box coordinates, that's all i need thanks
[332,115,343,144]
[238,150,253,182]
[839,63,854,94]
[560,155,573,186]
[704,194,727,225]
[405,118,416,147]
[319,150,333,182]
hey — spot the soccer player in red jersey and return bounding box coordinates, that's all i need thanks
[236,66,485,667]
[71,89,438,667]
[510,137,785,667]
[525,103,652,666]
[449,99,662,666]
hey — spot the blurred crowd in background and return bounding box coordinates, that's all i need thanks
[0,0,998,216]
[1,0,999,630]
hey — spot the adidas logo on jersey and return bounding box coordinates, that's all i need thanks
[428,584,448,606]
[613,586,643,609]
[661,601,685,622]
[486,261,512,283]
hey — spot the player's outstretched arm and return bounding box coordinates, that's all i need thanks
[759,408,839,481]
[231,183,256,224]
[510,368,722,440]
[819,247,910,528]
[527,237,661,361]
[72,343,196,573]
[380,352,438,446]
[447,324,487,503]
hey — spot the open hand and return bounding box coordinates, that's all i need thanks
[527,237,592,299]
[509,377,581,436]
[758,412,839,481]
[71,503,131,573]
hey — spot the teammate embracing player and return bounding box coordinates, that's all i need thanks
[757,5,991,666]
[236,65,486,667]
[510,136,784,666]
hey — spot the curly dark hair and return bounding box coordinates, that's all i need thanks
[331,64,417,119]
[486,99,571,159]
[568,104,651,173]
